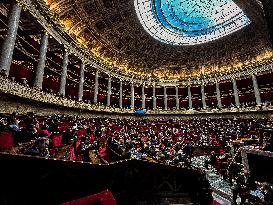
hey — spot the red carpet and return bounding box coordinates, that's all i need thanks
[59,190,117,205]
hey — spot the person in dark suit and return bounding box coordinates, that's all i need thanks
[261,182,273,205]
[204,151,217,169]
[61,128,73,145]
[183,141,194,160]
[232,174,247,205]
[263,135,273,152]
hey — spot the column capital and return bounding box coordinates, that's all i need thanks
[63,47,71,55]
[80,59,88,66]
[43,30,49,35]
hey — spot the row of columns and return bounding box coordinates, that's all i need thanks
[0,2,21,75]
[0,2,87,101]
[124,79,262,110]
[0,2,263,110]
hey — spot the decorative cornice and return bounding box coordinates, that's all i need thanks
[2,76,273,115]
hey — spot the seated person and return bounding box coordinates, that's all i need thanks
[261,182,273,205]
[24,138,50,157]
[263,137,273,152]
[232,174,248,205]
[228,161,242,186]
[204,151,217,169]
[183,141,194,160]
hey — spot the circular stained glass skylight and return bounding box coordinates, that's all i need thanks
[134,0,251,45]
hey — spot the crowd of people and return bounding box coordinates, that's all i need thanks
[0,112,272,161]
[0,112,273,204]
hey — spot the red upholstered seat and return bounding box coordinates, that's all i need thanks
[49,148,57,157]
[98,148,107,157]
[90,134,96,144]
[59,127,68,132]
[75,139,81,149]
[70,147,76,161]
[76,155,83,161]
[59,190,117,205]
[52,134,63,147]
[0,131,14,150]
[78,129,86,137]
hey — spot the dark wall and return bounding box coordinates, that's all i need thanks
[261,0,273,46]
[248,153,273,183]
[0,153,212,205]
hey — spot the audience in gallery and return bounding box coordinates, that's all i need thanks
[1,111,273,204]
[0,112,272,163]
[0,112,272,154]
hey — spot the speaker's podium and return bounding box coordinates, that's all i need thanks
[134,108,146,116]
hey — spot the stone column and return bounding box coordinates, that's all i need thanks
[216,82,222,108]
[164,86,168,110]
[119,81,123,108]
[188,86,192,109]
[201,84,206,109]
[59,50,69,96]
[78,63,85,101]
[153,83,156,110]
[93,70,99,104]
[34,32,49,89]
[232,79,240,107]
[142,83,145,108]
[252,74,262,105]
[0,2,21,75]
[131,83,135,109]
[175,86,179,110]
[107,77,111,106]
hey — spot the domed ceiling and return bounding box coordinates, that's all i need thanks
[135,0,250,45]
[43,0,273,81]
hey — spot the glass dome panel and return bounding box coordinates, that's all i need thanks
[135,0,251,45]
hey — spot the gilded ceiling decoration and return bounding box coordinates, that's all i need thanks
[42,0,273,81]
